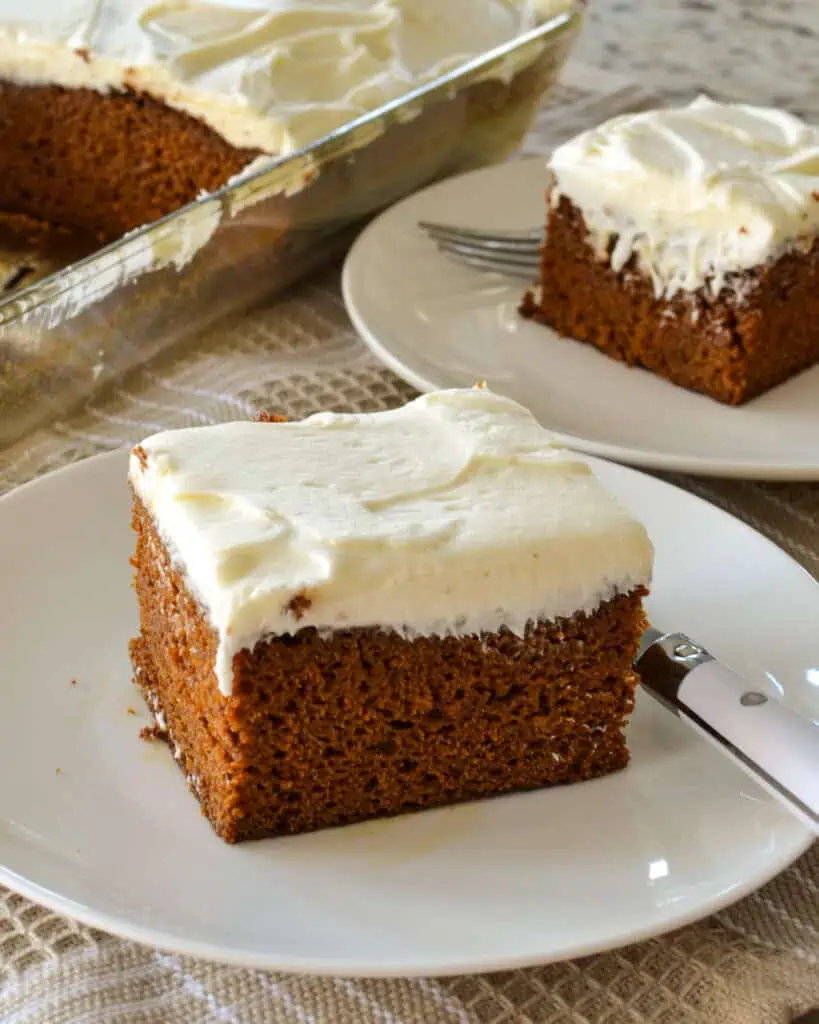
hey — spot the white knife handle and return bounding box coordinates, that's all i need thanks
[637,632,819,833]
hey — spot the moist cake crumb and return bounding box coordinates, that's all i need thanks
[139,724,166,743]
[284,592,313,621]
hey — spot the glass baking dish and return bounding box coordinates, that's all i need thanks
[0,4,582,447]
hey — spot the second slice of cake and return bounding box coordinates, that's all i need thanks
[129,388,653,843]
[522,96,819,405]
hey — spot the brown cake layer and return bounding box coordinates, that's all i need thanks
[130,494,648,844]
[0,82,262,241]
[521,193,819,405]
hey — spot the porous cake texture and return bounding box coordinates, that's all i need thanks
[0,83,260,241]
[0,0,564,240]
[521,96,819,405]
[129,389,653,843]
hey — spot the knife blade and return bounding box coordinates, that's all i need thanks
[635,629,819,834]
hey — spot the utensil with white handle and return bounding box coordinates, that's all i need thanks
[636,628,819,834]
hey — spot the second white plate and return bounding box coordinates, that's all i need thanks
[342,158,819,480]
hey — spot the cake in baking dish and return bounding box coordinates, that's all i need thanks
[521,96,819,404]
[128,387,653,843]
[0,0,567,241]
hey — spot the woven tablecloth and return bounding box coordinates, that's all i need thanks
[1,62,817,1024]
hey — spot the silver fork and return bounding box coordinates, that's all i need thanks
[418,220,542,278]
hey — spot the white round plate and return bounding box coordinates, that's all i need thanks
[0,451,815,976]
[342,158,819,480]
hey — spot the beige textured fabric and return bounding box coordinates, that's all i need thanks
[0,63,817,1024]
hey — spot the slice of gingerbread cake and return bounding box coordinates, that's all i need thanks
[521,96,819,405]
[128,388,653,843]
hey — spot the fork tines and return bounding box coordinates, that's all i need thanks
[418,220,542,277]
[419,220,542,247]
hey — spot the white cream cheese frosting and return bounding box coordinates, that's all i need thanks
[548,95,819,299]
[129,388,653,696]
[0,0,569,156]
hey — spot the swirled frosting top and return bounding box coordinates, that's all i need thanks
[129,388,653,695]
[548,96,819,298]
[0,0,568,155]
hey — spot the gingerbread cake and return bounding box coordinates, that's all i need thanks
[0,0,567,242]
[521,96,819,405]
[128,388,653,844]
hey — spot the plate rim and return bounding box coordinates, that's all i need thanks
[341,156,819,482]
[0,832,813,978]
[0,448,814,976]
